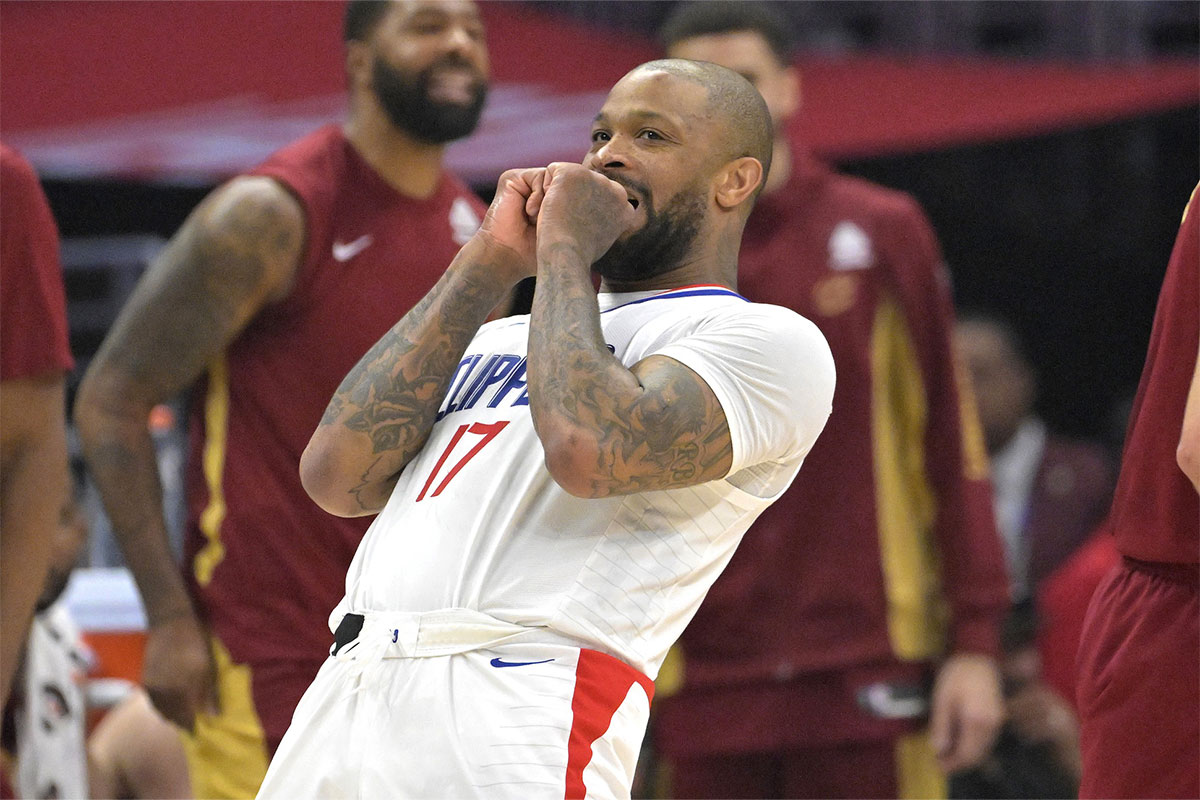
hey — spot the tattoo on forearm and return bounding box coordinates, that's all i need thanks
[320,263,506,512]
[530,248,732,496]
[80,430,192,621]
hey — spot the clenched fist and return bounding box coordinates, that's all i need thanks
[534,163,637,269]
[470,167,546,284]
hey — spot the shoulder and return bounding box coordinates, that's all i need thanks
[198,175,306,238]
[647,293,830,350]
[251,126,342,176]
[702,298,828,345]
[246,126,344,210]
[822,171,927,221]
[739,301,834,378]
[0,143,53,228]
[672,299,835,402]
[677,300,835,464]
[0,142,38,187]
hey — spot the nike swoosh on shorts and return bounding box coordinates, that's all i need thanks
[489,657,555,668]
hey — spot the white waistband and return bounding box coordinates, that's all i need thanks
[332,608,556,659]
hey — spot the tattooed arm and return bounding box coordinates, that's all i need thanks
[301,169,539,517]
[73,176,304,729]
[526,164,734,499]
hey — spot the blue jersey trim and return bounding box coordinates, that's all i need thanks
[601,287,747,314]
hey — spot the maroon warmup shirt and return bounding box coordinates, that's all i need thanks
[183,126,486,674]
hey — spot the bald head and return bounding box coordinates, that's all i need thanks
[624,59,773,192]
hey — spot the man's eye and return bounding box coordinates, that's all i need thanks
[638,130,663,140]
[591,131,610,143]
[408,15,448,34]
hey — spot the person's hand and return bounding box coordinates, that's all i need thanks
[470,167,545,285]
[929,652,1004,774]
[141,613,218,732]
[534,162,636,268]
[1007,681,1082,776]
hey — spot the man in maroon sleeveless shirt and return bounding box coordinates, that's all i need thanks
[74,2,489,796]
[1076,185,1199,799]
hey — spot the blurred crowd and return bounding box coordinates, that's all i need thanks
[1,2,1194,799]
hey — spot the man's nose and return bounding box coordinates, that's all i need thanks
[443,24,479,60]
[588,139,627,171]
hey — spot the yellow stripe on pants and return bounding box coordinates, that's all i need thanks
[180,637,270,800]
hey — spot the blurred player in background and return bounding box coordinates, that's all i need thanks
[3,466,192,800]
[955,313,1114,606]
[73,1,489,796]
[948,600,1081,799]
[654,4,1009,798]
[88,686,192,800]
[0,143,74,714]
[956,312,1117,710]
[1,469,90,800]
[258,59,834,799]
[1076,184,1199,799]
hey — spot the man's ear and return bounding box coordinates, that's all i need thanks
[714,157,764,210]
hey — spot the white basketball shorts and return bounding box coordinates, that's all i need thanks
[257,638,654,799]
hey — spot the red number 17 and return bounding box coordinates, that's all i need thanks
[415,420,510,502]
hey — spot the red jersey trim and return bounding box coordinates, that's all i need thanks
[563,649,654,799]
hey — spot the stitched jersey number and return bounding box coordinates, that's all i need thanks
[416,420,510,501]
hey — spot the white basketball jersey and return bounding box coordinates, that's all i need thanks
[337,285,834,677]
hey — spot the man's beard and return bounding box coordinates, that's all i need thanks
[372,55,487,144]
[593,183,707,283]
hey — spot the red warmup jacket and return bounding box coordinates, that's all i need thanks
[659,152,1009,754]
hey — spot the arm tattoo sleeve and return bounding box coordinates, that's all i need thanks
[315,248,512,513]
[528,245,732,497]
[75,178,304,623]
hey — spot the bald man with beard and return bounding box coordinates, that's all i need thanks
[257,59,835,799]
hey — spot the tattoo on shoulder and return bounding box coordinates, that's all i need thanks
[93,179,304,399]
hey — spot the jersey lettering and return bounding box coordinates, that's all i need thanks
[438,354,484,421]
[438,352,530,420]
[489,359,529,409]
[462,355,521,410]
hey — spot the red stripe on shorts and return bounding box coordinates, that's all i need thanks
[564,649,655,799]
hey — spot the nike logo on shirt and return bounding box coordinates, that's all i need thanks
[489,657,554,668]
[332,234,374,262]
